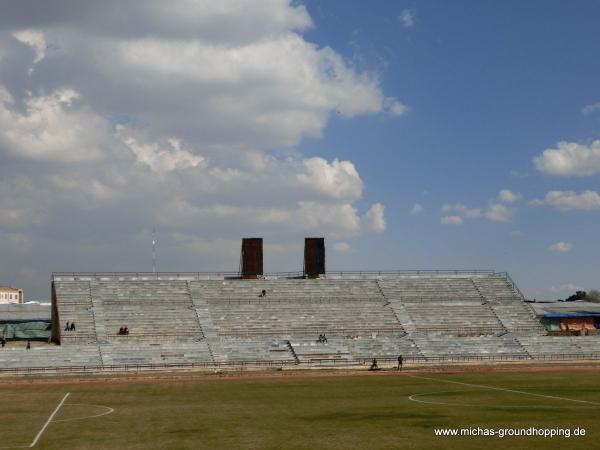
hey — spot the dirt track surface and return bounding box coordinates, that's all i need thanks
[2,362,600,387]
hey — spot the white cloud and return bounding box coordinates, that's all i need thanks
[399,8,416,28]
[123,135,205,174]
[159,198,384,238]
[498,189,521,203]
[441,215,463,225]
[582,102,600,116]
[531,190,600,211]
[362,203,386,233]
[485,203,513,222]
[384,97,408,116]
[297,157,363,201]
[49,174,117,205]
[389,101,408,116]
[549,242,573,253]
[104,33,388,148]
[441,199,514,224]
[410,203,424,216]
[441,203,482,219]
[7,1,314,45]
[533,140,600,176]
[333,242,352,253]
[12,29,46,64]
[0,87,112,162]
[0,1,396,297]
[3,2,404,159]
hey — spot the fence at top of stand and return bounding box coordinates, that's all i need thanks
[52,269,499,280]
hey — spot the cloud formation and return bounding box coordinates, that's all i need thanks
[333,242,352,253]
[410,203,424,216]
[362,203,386,233]
[485,203,513,222]
[440,215,463,225]
[582,102,600,116]
[399,8,416,29]
[441,199,514,224]
[441,203,482,219]
[498,189,521,203]
[0,1,403,297]
[531,190,600,211]
[548,242,573,253]
[533,140,600,176]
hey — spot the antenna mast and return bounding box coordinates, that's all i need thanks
[152,227,157,273]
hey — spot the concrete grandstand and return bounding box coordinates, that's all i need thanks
[1,239,599,373]
[0,272,596,373]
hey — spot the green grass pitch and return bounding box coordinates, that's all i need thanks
[1,369,599,449]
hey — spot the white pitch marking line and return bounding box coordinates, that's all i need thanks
[407,389,596,408]
[407,375,600,406]
[408,390,482,407]
[29,392,70,448]
[52,404,114,422]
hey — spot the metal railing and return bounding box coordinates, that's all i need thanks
[216,328,406,337]
[411,327,506,335]
[502,272,526,299]
[2,352,600,376]
[208,296,385,305]
[52,269,498,280]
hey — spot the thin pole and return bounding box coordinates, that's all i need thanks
[152,227,157,273]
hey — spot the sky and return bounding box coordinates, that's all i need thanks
[0,0,599,301]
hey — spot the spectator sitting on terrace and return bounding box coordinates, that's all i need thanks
[64,321,70,332]
[259,289,267,297]
[124,326,129,335]
[26,341,31,350]
[322,334,327,343]
[118,326,124,335]
[1,338,5,348]
[70,322,76,332]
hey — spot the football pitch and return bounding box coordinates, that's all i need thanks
[1,369,599,449]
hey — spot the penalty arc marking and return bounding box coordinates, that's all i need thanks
[0,393,114,449]
[408,389,600,408]
[52,403,114,422]
[407,375,600,406]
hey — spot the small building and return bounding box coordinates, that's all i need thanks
[0,303,51,341]
[0,286,24,304]
[530,301,600,334]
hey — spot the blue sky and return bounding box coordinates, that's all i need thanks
[0,1,599,300]
[301,0,600,299]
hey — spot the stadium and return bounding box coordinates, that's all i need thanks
[2,238,600,449]
[5,237,600,373]
[2,1,600,448]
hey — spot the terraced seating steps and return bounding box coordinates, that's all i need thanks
[90,280,204,341]
[53,280,97,344]
[44,273,597,368]
[100,340,212,365]
[0,344,101,369]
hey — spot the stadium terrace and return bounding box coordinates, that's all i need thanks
[1,238,599,374]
